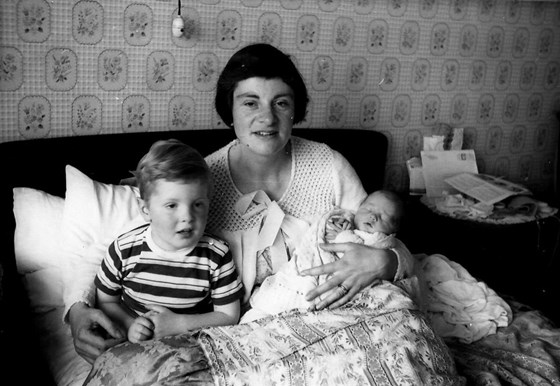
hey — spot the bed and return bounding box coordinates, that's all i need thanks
[1,128,559,385]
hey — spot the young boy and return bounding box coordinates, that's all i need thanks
[242,190,405,322]
[94,139,243,343]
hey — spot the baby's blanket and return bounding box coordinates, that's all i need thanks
[414,253,512,343]
[249,207,511,343]
[245,208,396,321]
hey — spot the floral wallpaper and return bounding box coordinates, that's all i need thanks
[0,0,559,194]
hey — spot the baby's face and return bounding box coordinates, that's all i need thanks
[354,192,400,235]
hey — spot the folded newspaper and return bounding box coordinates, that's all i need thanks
[444,173,531,206]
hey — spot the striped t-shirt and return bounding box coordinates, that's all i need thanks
[95,223,243,316]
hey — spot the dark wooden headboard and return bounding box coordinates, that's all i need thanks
[0,128,387,199]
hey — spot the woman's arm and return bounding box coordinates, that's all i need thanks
[301,237,415,310]
[65,243,127,362]
[144,301,241,339]
[63,246,103,321]
[67,302,125,363]
[331,150,368,212]
[65,247,126,363]
[96,290,157,343]
[302,244,398,310]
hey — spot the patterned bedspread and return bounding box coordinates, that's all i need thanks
[448,300,560,385]
[84,281,465,386]
[83,288,560,386]
[200,281,463,386]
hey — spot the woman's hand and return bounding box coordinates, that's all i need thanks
[68,302,126,364]
[301,243,397,310]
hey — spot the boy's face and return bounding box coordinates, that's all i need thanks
[140,178,210,252]
[354,192,400,235]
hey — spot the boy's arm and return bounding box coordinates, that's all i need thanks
[145,300,240,339]
[96,289,136,331]
[207,301,241,326]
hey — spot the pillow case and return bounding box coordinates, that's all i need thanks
[61,165,146,312]
[61,164,144,254]
[13,187,88,385]
[13,166,146,386]
[13,187,65,273]
[13,187,69,314]
[22,268,65,312]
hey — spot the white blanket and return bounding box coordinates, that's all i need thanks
[414,253,512,343]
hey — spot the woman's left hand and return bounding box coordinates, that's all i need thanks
[301,242,397,310]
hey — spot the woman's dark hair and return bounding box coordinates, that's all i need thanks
[215,43,309,127]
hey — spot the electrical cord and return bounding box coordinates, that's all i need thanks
[172,0,184,37]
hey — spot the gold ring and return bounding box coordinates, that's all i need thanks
[338,284,349,295]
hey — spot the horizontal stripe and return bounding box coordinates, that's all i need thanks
[119,273,212,296]
[95,225,242,316]
[123,292,213,315]
[126,289,207,305]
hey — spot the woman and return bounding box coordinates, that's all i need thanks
[207,43,414,311]
[68,43,413,363]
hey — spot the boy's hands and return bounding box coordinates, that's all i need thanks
[127,316,154,343]
[126,305,184,342]
[144,305,181,339]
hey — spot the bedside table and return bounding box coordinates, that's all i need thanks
[400,195,560,324]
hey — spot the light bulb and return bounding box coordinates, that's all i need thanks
[172,16,184,37]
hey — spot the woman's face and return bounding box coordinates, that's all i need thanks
[231,77,295,157]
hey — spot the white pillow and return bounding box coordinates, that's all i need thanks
[13,187,65,273]
[22,268,65,312]
[13,187,87,385]
[13,187,68,313]
[33,308,92,386]
[61,164,145,254]
[61,165,146,312]
[12,167,146,386]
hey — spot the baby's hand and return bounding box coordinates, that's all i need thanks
[324,213,354,242]
[128,315,154,343]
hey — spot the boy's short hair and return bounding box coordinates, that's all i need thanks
[134,139,211,200]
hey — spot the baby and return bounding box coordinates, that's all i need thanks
[326,189,403,253]
[242,190,404,323]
